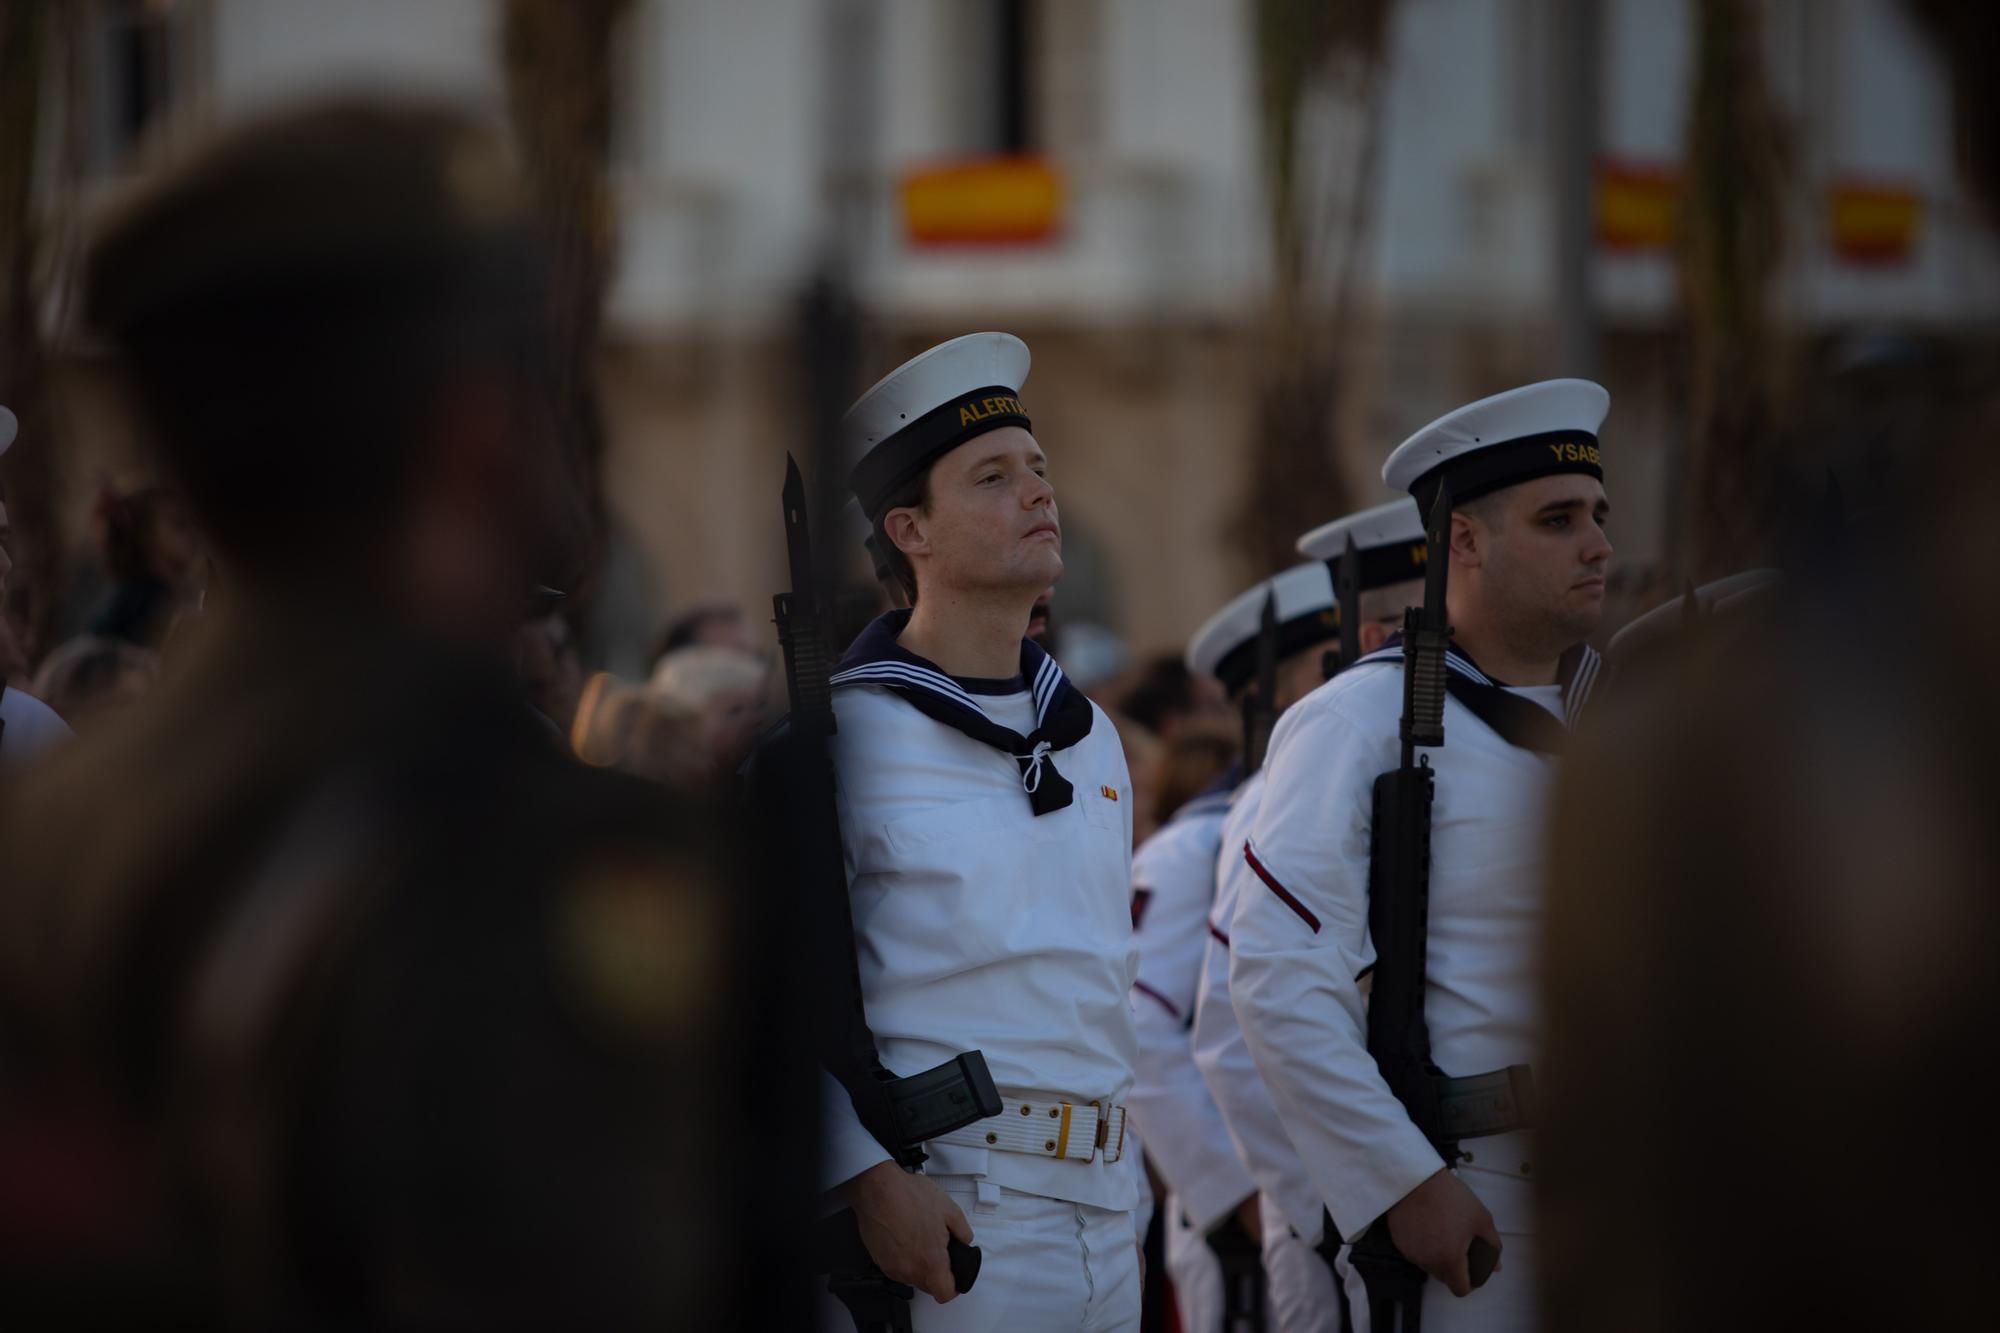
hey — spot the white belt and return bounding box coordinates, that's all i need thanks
[932,1089,1128,1164]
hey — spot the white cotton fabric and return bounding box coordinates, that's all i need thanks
[1190,770,1326,1243]
[1230,659,1556,1327]
[820,682,1141,1213]
[968,687,1039,735]
[1380,378,1609,493]
[1295,498,1425,562]
[1124,797,1256,1232]
[0,688,73,771]
[1163,1190,1225,1333]
[1260,1191,1344,1333]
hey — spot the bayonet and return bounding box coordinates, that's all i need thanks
[1243,587,1279,774]
[1337,532,1361,670]
[1398,484,1454,765]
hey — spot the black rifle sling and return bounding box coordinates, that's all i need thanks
[1439,674,1567,757]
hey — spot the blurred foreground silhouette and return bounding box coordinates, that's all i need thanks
[0,100,805,1328]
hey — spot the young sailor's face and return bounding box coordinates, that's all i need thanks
[920,426,1064,595]
[1480,473,1614,640]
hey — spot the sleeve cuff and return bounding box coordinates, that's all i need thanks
[1328,1130,1446,1245]
[820,1069,895,1194]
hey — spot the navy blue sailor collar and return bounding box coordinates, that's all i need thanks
[1352,635,1604,751]
[832,609,1096,814]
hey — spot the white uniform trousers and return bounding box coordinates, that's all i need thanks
[916,1178,1141,1332]
[816,1179,1141,1333]
[1339,1169,1536,1333]
[1163,1191,1225,1333]
[1260,1193,1342,1333]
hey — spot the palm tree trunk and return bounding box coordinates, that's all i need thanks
[500,0,631,640]
[1679,0,1790,577]
[1233,0,1393,578]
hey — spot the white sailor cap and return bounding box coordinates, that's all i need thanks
[844,332,1032,521]
[0,404,16,459]
[1295,498,1427,588]
[1185,562,1337,695]
[1381,378,1609,515]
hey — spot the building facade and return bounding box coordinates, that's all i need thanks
[41,0,1998,664]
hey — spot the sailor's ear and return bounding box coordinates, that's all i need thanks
[1448,509,1484,568]
[882,505,930,560]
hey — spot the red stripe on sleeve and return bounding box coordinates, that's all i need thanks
[1133,979,1181,1020]
[1206,920,1230,947]
[1243,840,1321,934]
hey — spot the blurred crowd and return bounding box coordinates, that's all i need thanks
[8,513,1680,857]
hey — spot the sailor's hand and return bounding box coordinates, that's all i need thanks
[846,1161,975,1304]
[1385,1167,1501,1298]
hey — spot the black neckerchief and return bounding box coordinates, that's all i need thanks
[1353,637,1603,757]
[832,610,1095,815]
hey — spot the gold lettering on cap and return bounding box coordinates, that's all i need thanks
[956,393,1023,428]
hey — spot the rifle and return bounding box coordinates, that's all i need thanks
[1205,1210,1268,1332]
[1341,483,1514,1332]
[1240,588,1279,775]
[1335,532,1362,673]
[768,454,1001,1333]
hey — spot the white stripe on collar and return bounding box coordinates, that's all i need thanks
[1563,647,1602,728]
[1031,654,1061,722]
[1354,641,1604,730]
[1351,645,1492,686]
[829,661,983,711]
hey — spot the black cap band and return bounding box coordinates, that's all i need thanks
[1330,539,1431,590]
[1410,430,1602,515]
[849,385,1031,520]
[1213,606,1342,695]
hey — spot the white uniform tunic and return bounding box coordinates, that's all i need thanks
[0,687,72,771]
[1231,656,1562,1331]
[1125,790,1255,1232]
[1124,789,1256,1333]
[1191,772,1323,1239]
[1193,770,1344,1333]
[820,679,1142,1214]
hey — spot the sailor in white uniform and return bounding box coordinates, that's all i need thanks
[821,333,1144,1331]
[1230,381,1614,1332]
[1127,561,1345,1333]
[0,405,74,771]
[1189,501,1426,1333]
